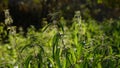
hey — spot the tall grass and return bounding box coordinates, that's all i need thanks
[0,10,120,68]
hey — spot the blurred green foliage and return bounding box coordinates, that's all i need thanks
[0,10,120,67]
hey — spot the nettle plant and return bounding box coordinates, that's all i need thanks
[18,11,93,68]
[0,10,120,68]
[0,9,18,67]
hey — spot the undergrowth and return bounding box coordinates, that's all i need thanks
[0,10,120,68]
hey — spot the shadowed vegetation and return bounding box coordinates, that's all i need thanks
[0,0,120,68]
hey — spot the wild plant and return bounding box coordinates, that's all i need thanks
[0,10,120,68]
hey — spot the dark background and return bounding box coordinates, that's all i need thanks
[0,0,120,29]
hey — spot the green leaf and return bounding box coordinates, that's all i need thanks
[48,58,55,67]
[97,62,102,68]
[70,48,76,64]
[24,55,33,68]
[20,44,31,53]
[62,58,66,68]
[41,23,51,32]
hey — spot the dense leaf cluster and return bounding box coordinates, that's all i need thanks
[0,12,120,67]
